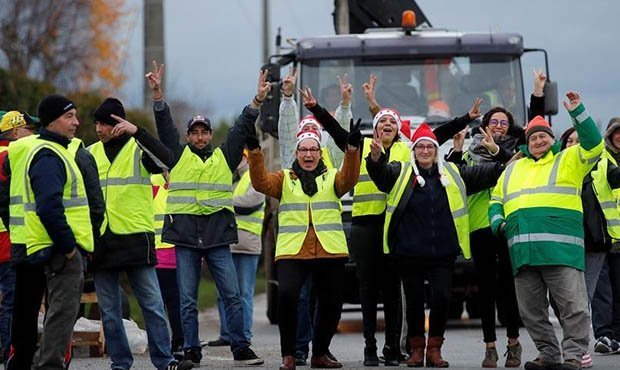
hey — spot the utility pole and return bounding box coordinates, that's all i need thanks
[144,0,165,108]
[262,0,270,64]
[334,0,350,34]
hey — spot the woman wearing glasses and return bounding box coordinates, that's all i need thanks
[443,69,547,368]
[246,123,361,370]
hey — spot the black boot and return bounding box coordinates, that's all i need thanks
[364,346,380,367]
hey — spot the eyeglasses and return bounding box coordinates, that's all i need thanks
[297,147,320,154]
[414,144,436,152]
[489,119,509,127]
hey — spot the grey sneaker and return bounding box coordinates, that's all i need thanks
[594,336,614,354]
[482,347,498,368]
[504,342,522,368]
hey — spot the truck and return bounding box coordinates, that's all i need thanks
[259,0,558,324]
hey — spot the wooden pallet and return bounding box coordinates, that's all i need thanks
[73,292,105,357]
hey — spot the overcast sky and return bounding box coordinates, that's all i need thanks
[119,0,620,134]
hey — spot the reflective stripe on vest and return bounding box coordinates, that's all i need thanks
[233,171,264,236]
[89,138,154,235]
[166,146,233,215]
[276,168,347,257]
[24,140,93,255]
[151,174,173,249]
[502,150,582,216]
[383,161,470,258]
[8,135,40,244]
[352,138,410,217]
[591,158,620,239]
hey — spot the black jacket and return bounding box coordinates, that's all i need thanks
[366,153,504,257]
[582,158,620,252]
[153,100,259,249]
[90,127,174,270]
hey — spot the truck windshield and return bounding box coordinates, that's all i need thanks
[300,55,525,128]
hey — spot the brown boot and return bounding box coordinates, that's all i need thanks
[280,355,296,370]
[426,337,449,368]
[406,336,426,367]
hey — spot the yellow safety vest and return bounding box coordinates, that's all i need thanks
[321,147,334,169]
[276,168,347,258]
[352,138,410,217]
[0,145,7,233]
[151,174,173,249]
[233,171,264,236]
[89,139,154,235]
[591,157,620,239]
[383,161,470,257]
[23,140,93,255]
[166,146,233,215]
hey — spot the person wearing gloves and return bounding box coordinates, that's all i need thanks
[489,92,603,370]
[366,122,505,368]
[301,78,483,366]
[247,121,361,370]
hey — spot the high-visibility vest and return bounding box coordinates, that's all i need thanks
[276,168,347,258]
[8,136,83,244]
[383,161,470,257]
[352,138,410,217]
[23,140,93,255]
[463,152,491,232]
[88,138,154,235]
[0,145,7,233]
[151,174,173,249]
[591,157,620,240]
[233,171,264,237]
[321,147,334,169]
[166,146,233,215]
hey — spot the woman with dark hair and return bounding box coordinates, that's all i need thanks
[560,127,579,150]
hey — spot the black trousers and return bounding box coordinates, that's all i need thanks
[397,257,454,338]
[470,228,521,343]
[350,222,401,351]
[7,262,46,370]
[277,258,345,357]
[156,267,184,350]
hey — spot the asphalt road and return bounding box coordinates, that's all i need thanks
[72,294,620,369]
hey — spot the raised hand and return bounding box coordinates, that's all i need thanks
[110,114,138,137]
[362,74,378,108]
[468,97,483,120]
[562,91,581,112]
[145,60,165,100]
[299,86,317,108]
[369,127,383,161]
[337,73,353,106]
[479,126,499,154]
[347,118,362,148]
[453,126,468,152]
[282,67,298,98]
[256,69,272,102]
[533,68,547,97]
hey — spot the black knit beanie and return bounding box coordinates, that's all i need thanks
[94,97,125,126]
[37,94,76,127]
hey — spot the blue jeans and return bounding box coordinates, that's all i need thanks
[216,253,260,342]
[94,266,173,370]
[0,262,15,361]
[176,246,249,354]
[295,277,313,357]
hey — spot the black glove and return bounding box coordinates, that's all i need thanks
[347,118,362,148]
[246,135,260,150]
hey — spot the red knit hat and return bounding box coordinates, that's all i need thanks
[296,130,321,148]
[297,115,322,133]
[410,122,439,147]
[525,115,554,142]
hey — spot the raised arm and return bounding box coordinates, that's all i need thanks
[301,86,349,152]
[433,98,482,145]
[365,130,401,193]
[278,67,299,169]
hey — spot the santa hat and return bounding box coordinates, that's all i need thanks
[372,108,402,131]
[297,115,323,133]
[296,130,322,148]
[409,122,449,187]
[525,115,554,142]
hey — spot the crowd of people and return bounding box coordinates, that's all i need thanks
[0,60,617,370]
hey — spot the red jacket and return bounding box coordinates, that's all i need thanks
[0,139,10,262]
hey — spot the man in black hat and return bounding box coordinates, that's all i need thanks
[88,97,181,370]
